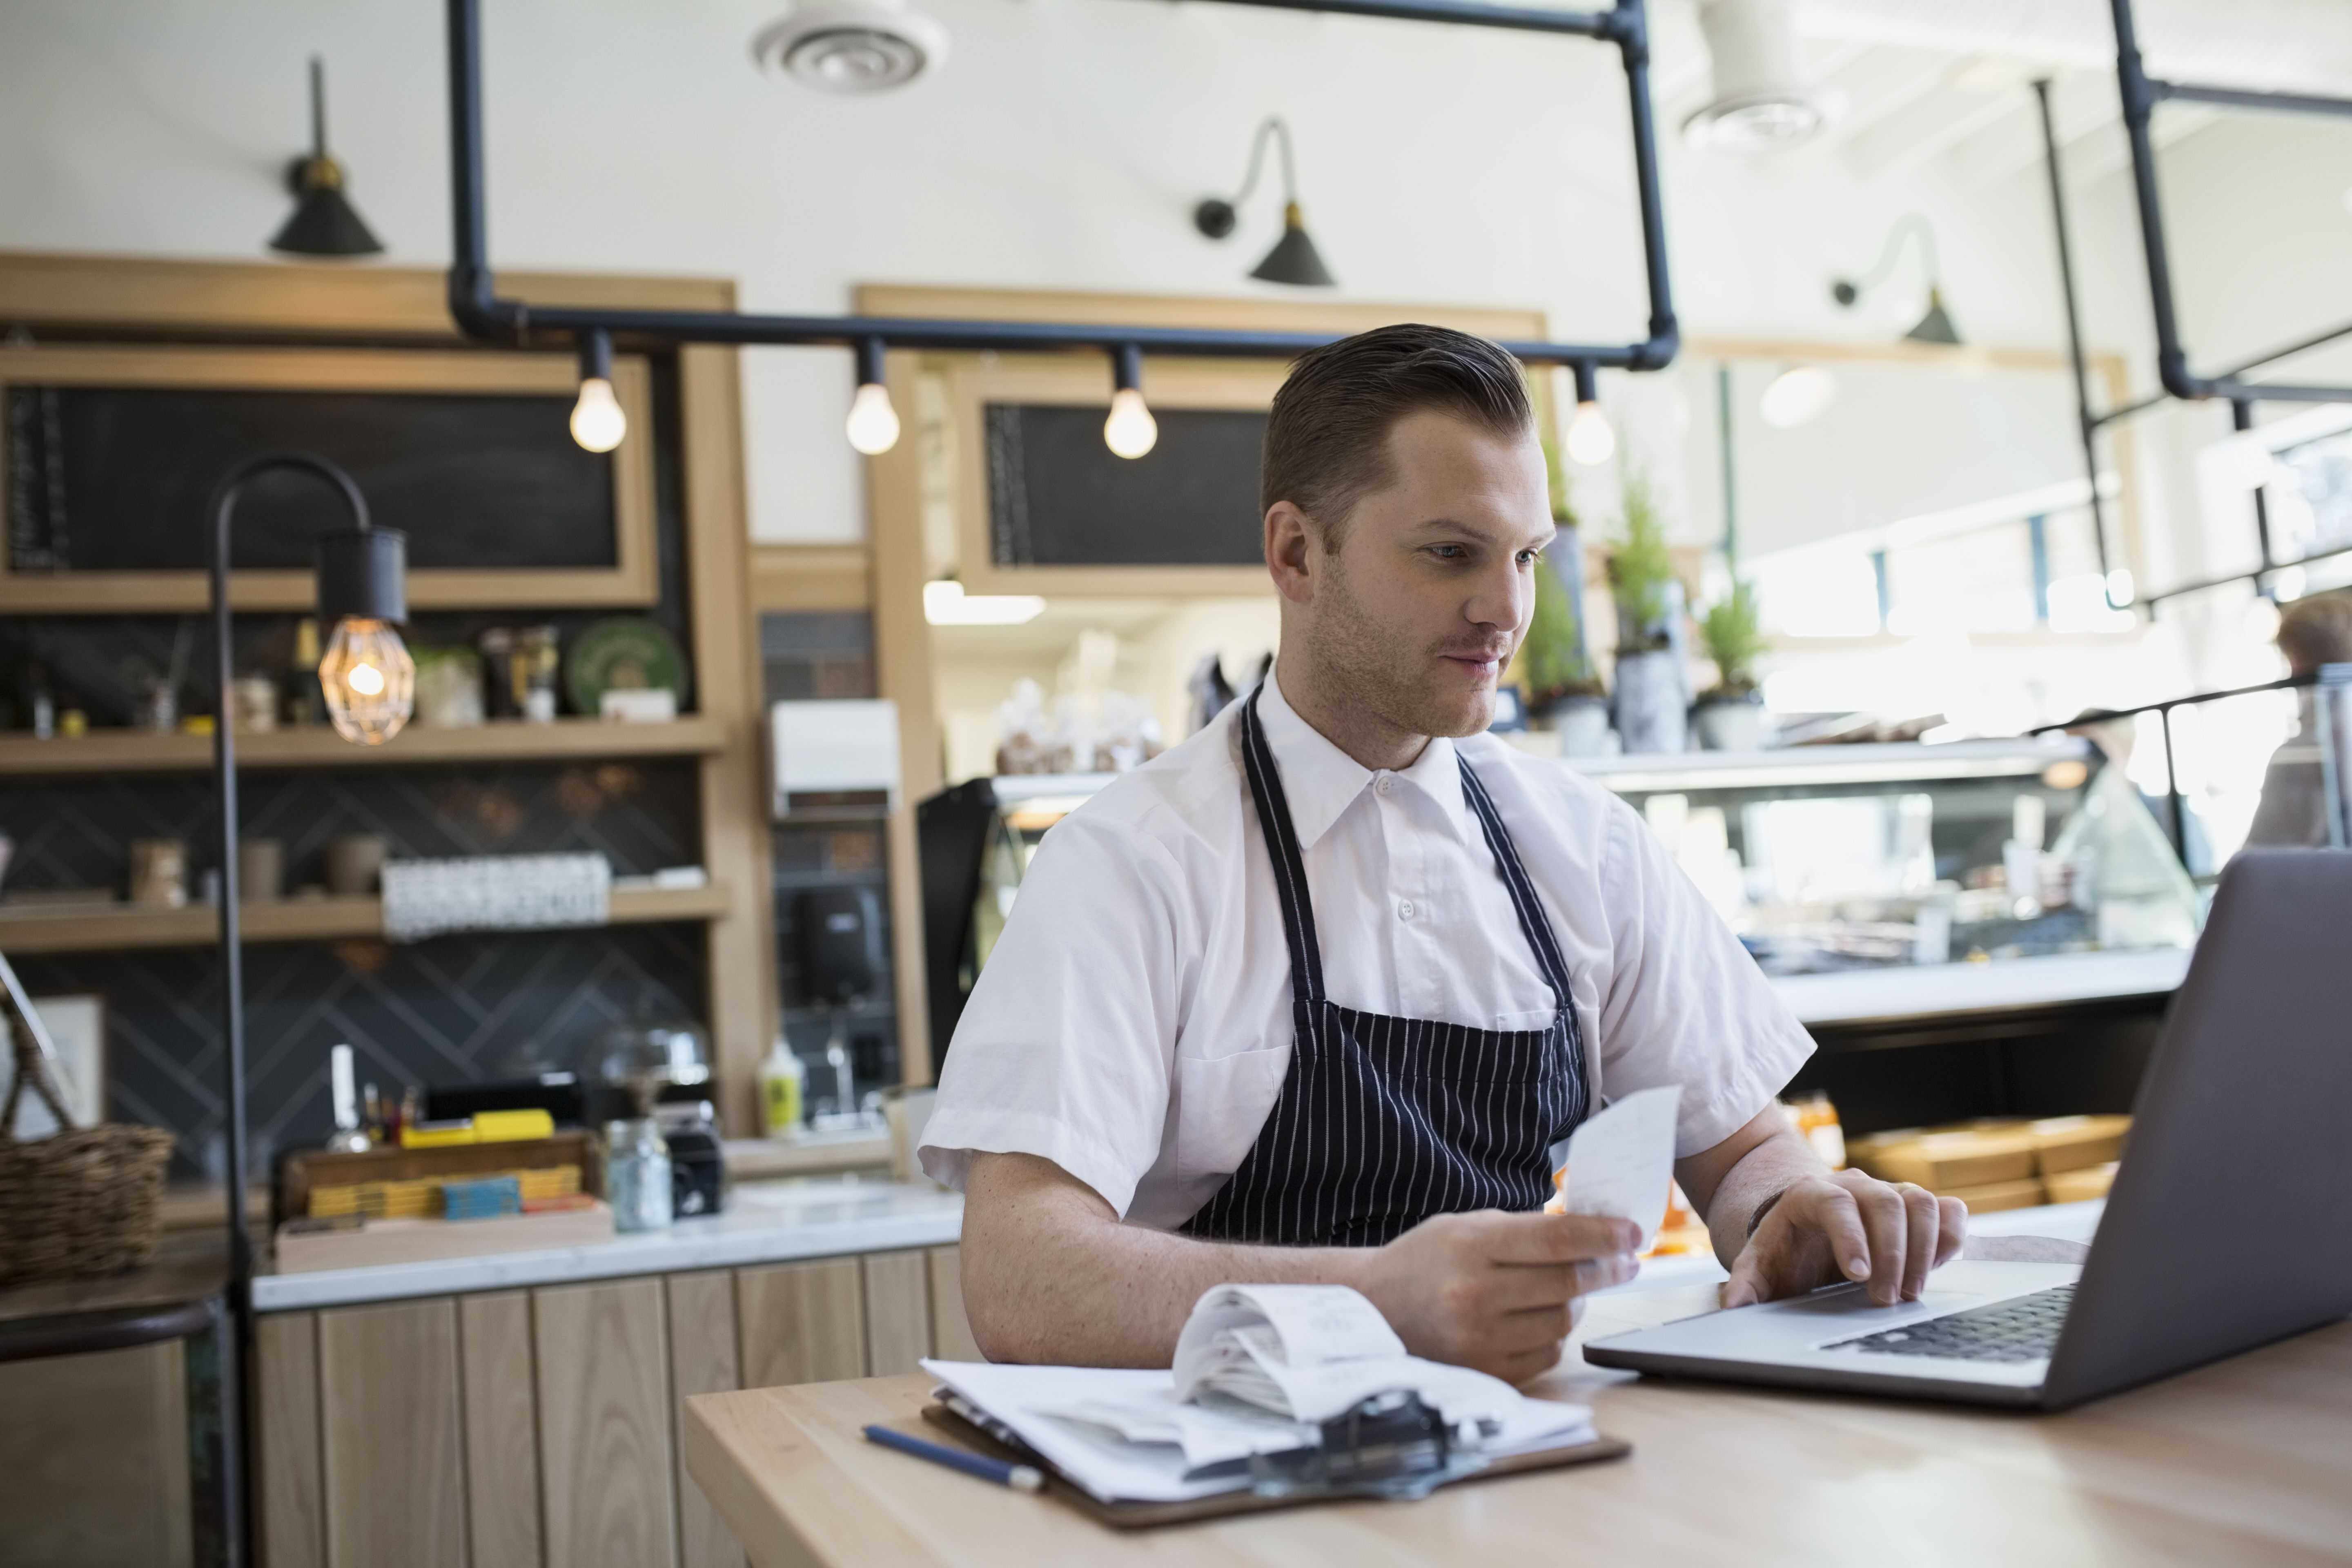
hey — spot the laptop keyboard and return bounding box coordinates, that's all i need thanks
[1825,1283,2076,1363]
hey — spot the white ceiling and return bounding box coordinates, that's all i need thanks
[1655,0,2352,192]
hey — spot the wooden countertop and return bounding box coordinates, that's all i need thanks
[0,1230,225,1325]
[682,1280,2352,1567]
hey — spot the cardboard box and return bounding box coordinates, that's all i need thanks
[1943,1177,2047,1214]
[273,1199,614,1274]
[2043,1162,2119,1205]
[2028,1116,2130,1175]
[1849,1124,2038,1189]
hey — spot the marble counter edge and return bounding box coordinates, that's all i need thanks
[252,1190,965,1312]
[1771,948,2190,1026]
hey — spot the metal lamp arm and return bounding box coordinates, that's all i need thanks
[1229,116,1299,209]
[205,450,376,1568]
[1839,213,1940,304]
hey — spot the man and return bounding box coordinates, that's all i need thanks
[919,325,1962,1380]
[2245,590,2352,849]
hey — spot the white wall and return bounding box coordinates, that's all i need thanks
[0,0,2081,548]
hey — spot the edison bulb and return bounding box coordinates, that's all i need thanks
[1565,399,1615,466]
[570,376,627,453]
[1104,388,1158,459]
[318,617,415,746]
[845,382,901,455]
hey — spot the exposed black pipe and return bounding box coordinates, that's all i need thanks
[442,0,1675,373]
[2139,541,2352,609]
[2027,670,2314,731]
[2034,78,2120,608]
[2233,399,2276,575]
[1186,0,1621,39]
[2109,0,2352,406]
[2149,79,2352,118]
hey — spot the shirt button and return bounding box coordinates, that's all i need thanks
[1374,776,1393,796]
[1398,900,1416,920]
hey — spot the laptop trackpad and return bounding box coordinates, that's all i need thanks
[1759,1284,1982,1322]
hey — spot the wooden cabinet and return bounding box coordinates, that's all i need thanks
[0,1340,192,1568]
[457,1292,543,1568]
[535,1279,679,1568]
[316,1299,469,1568]
[257,1245,967,1568]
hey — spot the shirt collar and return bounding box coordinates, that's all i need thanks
[1252,672,1470,851]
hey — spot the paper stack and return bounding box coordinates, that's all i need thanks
[921,1284,1595,1506]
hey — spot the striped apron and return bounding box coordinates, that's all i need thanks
[1181,687,1589,1247]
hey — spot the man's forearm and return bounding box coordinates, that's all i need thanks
[1695,1128,1828,1269]
[960,1153,1372,1366]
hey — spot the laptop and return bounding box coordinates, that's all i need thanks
[1584,850,2352,1410]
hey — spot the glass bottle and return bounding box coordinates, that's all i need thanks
[606,1117,674,1233]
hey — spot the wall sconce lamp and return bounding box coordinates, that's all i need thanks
[1831,214,1962,345]
[1193,116,1337,288]
[1564,361,1616,466]
[270,58,384,258]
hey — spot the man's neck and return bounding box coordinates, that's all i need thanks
[1273,647,1431,773]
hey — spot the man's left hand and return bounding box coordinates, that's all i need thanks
[1721,1169,1966,1308]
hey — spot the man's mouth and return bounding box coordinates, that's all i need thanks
[1439,650,1508,678]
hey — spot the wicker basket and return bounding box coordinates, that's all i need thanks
[0,993,174,1285]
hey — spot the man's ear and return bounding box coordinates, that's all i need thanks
[1265,500,1318,606]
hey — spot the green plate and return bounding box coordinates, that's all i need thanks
[564,617,690,716]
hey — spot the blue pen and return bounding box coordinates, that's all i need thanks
[862,1423,1045,1492]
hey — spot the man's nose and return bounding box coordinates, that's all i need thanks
[1464,559,1527,630]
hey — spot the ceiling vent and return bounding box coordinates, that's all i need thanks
[751,0,949,94]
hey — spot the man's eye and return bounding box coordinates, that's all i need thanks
[1518,550,1543,566]
[1429,545,1467,561]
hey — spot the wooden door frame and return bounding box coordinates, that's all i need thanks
[853,284,1553,1083]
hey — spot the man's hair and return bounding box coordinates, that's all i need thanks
[2277,590,2352,673]
[1260,323,1533,543]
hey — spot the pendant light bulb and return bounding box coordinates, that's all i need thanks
[318,616,414,746]
[846,381,901,455]
[570,377,627,453]
[1104,388,1158,460]
[1566,399,1616,466]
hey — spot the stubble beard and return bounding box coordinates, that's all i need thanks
[1301,551,1505,741]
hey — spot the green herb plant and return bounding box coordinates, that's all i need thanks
[1519,427,1604,709]
[1606,470,1677,653]
[1698,578,1767,698]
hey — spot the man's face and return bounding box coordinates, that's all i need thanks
[1293,409,1556,739]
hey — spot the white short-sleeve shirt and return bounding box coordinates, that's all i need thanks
[919,673,1814,1230]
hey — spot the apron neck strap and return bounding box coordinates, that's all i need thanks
[1458,757,1574,1007]
[1239,687,1328,1007]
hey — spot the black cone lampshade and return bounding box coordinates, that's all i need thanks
[1904,286,1961,346]
[271,58,383,258]
[1250,203,1336,288]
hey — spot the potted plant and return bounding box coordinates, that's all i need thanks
[1521,434,1611,754]
[1693,578,1768,751]
[1606,471,1688,755]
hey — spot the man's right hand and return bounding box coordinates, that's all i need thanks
[1355,1209,1641,1383]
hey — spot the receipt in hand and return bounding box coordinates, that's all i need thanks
[1548,1085,1681,1247]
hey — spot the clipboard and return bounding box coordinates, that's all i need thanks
[916,1401,1633,1529]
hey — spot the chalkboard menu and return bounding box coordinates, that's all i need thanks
[984,403,1265,568]
[6,384,616,573]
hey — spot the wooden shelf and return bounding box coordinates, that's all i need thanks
[0,717,728,777]
[0,883,732,954]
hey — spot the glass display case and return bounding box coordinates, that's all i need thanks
[1523,737,2203,980]
[916,737,2208,1065]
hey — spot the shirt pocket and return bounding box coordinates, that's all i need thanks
[1173,1042,1291,1188]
